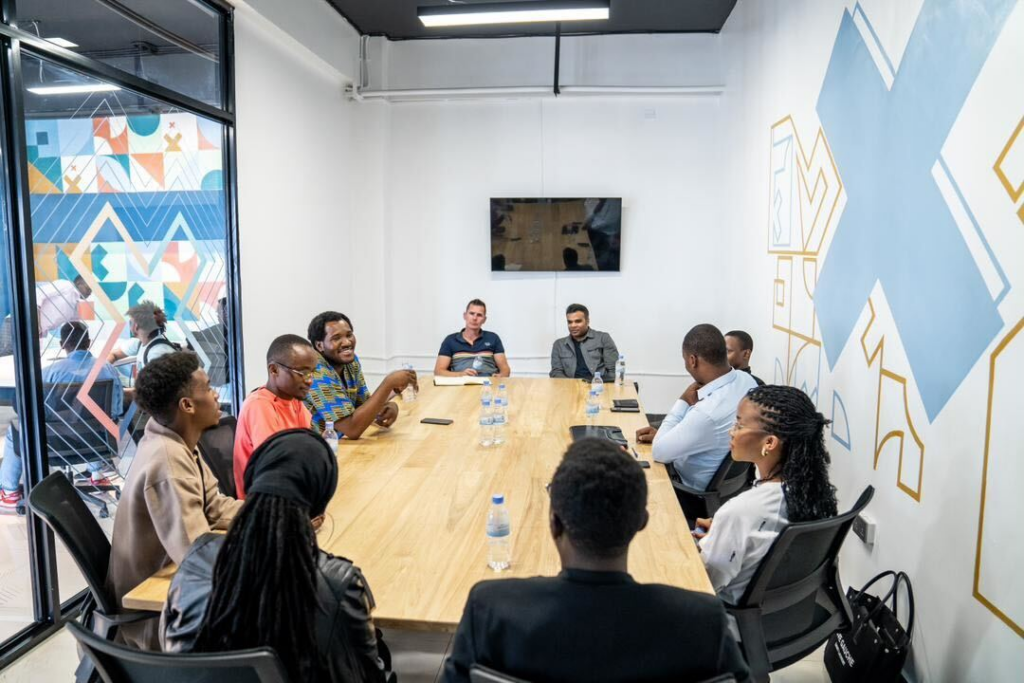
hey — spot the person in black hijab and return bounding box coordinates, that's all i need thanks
[160,429,390,683]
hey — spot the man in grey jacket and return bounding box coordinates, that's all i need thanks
[550,304,619,382]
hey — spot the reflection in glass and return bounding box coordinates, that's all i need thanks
[17,52,230,602]
[16,0,224,107]
[0,118,36,644]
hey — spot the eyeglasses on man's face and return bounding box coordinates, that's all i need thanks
[273,362,314,381]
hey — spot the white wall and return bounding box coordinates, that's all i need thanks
[721,0,1024,680]
[372,33,724,90]
[233,1,358,391]
[348,31,737,411]
[357,95,730,412]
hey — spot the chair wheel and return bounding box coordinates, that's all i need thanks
[98,506,109,519]
[114,490,121,500]
[15,501,26,516]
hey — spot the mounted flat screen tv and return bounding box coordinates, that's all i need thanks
[490,198,622,272]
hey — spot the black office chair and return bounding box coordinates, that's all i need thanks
[470,665,529,683]
[12,380,121,517]
[198,414,238,498]
[67,621,288,683]
[28,473,157,681]
[468,665,734,683]
[668,454,753,525]
[726,486,875,682]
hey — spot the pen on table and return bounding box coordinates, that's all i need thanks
[631,447,641,460]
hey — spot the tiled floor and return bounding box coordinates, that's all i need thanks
[0,624,829,682]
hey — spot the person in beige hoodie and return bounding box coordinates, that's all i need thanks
[106,351,241,650]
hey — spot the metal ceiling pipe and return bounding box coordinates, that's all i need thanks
[348,84,723,101]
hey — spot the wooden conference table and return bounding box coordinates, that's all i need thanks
[123,377,712,631]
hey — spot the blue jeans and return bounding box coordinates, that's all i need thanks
[1,428,103,492]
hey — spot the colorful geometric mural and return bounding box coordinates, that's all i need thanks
[766,0,1023,642]
[30,105,229,441]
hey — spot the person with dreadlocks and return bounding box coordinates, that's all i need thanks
[160,429,390,683]
[694,385,838,604]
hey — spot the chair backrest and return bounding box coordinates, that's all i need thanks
[192,326,229,387]
[470,665,530,683]
[198,414,237,498]
[68,621,289,683]
[42,380,118,462]
[737,486,875,643]
[27,473,117,613]
[707,455,753,499]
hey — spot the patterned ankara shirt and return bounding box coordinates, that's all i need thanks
[303,353,370,434]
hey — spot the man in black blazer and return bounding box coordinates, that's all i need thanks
[443,438,751,683]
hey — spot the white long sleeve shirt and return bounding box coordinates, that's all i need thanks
[651,368,758,489]
[699,481,788,604]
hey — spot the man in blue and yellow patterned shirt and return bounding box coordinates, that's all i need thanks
[304,311,417,439]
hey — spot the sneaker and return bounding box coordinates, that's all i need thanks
[0,488,23,514]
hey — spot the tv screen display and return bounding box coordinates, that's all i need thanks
[490,198,621,272]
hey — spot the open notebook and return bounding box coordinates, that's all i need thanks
[433,375,488,386]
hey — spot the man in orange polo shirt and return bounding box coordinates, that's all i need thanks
[233,334,317,497]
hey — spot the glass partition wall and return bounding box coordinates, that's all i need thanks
[0,0,239,667]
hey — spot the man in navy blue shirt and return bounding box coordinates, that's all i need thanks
[434,299,510,378]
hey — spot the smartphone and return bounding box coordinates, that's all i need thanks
[637,460,651,469]
[613,399,639,409]
[420,418,454,426]
[610,406,641,413]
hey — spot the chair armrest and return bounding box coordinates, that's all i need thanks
[670,478,708,497]
[93,608,159,628]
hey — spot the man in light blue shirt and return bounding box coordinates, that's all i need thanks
[1,322,125,511]
[637,324,758,490]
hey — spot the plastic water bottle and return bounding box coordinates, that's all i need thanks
[616,354,626,387]
[479,384,495,447]
[401,363,417,403]
[496,381,510,427]
[592,371,604,395]
[322,421,340,452]
[585,389,600,425]
[486,494,511,571]
[496,383,509,415]
[481,379,493,405]
[492,399,507,445]
[472,356,485,374]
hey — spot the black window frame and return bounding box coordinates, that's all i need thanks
[0,0,243,668]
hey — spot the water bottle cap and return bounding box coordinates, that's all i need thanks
[325,421,334,429]
[483,379,491,385]
[499,383,506,389]
[619,354,624,359]
[492,494,504,504]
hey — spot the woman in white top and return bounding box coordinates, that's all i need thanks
[695,385,838,604]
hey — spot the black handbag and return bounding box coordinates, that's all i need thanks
[825,570,914,682]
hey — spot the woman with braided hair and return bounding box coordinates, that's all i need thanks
[694,385,838,603]
[160,429,390,682]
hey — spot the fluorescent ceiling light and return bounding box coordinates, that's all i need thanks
[419,1,610,28]
[44,37,79,48]
[27,84,121,95]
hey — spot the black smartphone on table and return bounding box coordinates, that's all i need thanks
[421,418,454,426]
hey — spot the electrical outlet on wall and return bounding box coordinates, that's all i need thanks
[853,513,877,546]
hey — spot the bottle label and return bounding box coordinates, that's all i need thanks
[487,524,511,537]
